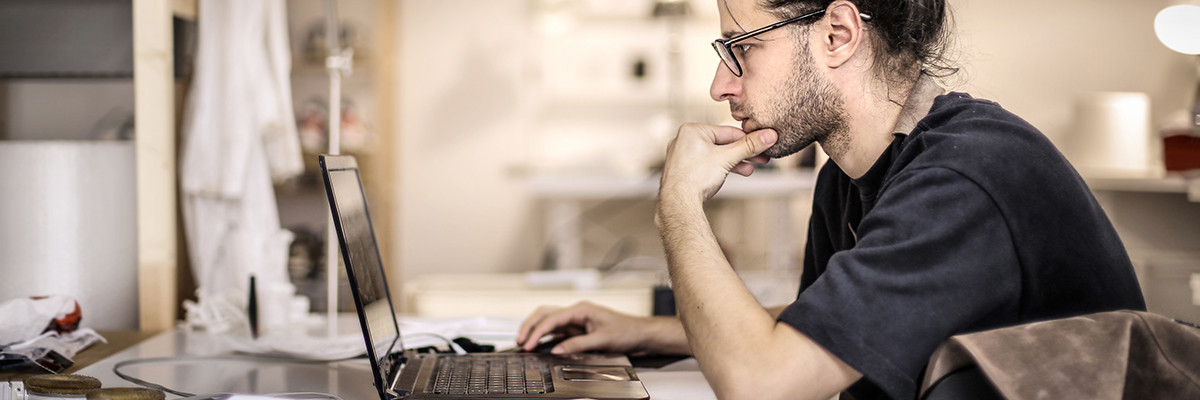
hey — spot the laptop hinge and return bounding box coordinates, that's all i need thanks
[389,355,419,397]
[391,350,420,393]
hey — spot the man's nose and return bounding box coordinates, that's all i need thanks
[710,61,742,102]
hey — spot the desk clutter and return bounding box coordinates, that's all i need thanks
[18,375,163,400]
[0,296,105,375]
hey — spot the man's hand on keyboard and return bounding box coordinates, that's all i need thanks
[515,301,692,356]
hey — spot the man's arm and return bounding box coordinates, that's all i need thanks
[656,123,860,400]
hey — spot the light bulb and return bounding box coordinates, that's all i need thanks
[1155,5,1200,55]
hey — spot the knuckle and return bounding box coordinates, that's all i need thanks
[743,136,758,155]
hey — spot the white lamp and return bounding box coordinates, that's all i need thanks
[1155,3,1200,55]
[1154,1,1200,135]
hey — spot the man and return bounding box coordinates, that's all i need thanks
[517,0,1146,399]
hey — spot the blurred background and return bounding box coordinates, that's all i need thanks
[1,0,1199,332]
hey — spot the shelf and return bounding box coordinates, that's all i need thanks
[1085,172,1200,203]
[527,169,814,270]
[525,169,816,199]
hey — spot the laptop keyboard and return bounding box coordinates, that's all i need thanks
[429,356,552,395]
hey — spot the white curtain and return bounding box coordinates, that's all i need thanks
[180,0,304,334]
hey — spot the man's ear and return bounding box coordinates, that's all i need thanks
[821,0,865,69]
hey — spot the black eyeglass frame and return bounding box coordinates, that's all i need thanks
[712,9,872,77]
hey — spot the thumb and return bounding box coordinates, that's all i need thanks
[725,129,777,162]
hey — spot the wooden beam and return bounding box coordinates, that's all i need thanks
[372,0,402,309]
[172,0,197,21]
[133,0,178,332]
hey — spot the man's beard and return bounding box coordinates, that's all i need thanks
[736,46,849,159]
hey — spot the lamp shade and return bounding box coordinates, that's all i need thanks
[1155,4,1200,55]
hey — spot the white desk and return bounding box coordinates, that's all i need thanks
[73,324,714,400]
[74,330,379,399]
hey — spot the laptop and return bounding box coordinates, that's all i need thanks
[319,154,651,400]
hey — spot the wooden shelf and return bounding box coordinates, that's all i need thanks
[1085,172,1200,202]
[526,169,814,270]
[525,169,816,199]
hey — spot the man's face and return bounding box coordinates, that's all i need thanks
[712,0,849,158]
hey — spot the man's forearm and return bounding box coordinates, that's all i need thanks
[652,122,859,399]
[656,193,782,396]
[656,193,859,400]
[643,316,693,355]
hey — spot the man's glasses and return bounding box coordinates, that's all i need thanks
[712,9,872,77]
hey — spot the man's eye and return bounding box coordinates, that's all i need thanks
[734,44,751,55]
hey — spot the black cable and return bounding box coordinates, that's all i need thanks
[113,356,198,397]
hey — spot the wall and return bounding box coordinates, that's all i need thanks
[396,0,542,279]
[952,0,1194,143]
[394,0,731,284]
[392,0,1200,309]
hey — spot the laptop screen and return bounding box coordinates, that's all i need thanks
[321,156,401,385]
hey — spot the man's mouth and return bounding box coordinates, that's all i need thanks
[731,113,752,131]
[738,118,760,133]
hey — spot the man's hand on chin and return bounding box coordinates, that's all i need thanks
[658,123,778,203]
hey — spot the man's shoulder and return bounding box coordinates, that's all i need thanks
[918,92,1039,138]
[897,92,1059,170]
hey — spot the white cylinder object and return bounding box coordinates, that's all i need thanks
[1063,92,1162,177]
[0,141,138,330]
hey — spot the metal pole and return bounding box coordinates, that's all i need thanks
[325,0,344,339]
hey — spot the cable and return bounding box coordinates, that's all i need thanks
[265,392,345,400]
[537,171,662,271]
[596,237,636,273]
[402,333,466,355]
[113,356,198,397]
[112,355,352,398]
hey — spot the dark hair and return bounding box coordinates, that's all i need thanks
[763,0,957,85]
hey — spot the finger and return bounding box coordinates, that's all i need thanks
[722,129,777,162]
[747,154,771,165]
[522,307,591,351]
[708,124,753,145]
[517,307,546,345]
[731,161,755,177]
[517,305,559,345]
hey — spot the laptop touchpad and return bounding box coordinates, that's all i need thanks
[560,366,632,381]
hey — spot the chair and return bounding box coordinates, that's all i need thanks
[918,310,1200,400]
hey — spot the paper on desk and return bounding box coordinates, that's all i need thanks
[219,331,367,361]
[0,295,80,347]
[0,328,106,373]
[6,328,106,359]
[211,317,529,359]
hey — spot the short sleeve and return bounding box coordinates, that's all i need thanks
[779,167,1021,399]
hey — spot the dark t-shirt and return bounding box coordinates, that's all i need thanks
[778,93,1146,400]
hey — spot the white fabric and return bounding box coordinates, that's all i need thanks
[0,296,77,347]
[180,0,303,335]
[7,328,107,359]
